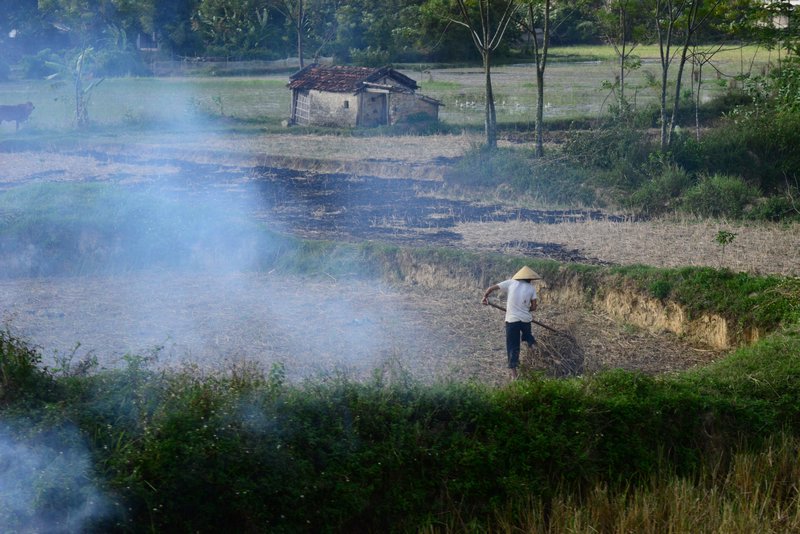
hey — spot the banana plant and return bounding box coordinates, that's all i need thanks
[45,46,105,129]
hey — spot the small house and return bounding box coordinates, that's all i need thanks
[287,64,442,128]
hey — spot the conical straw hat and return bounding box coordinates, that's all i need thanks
[512,266,541,280]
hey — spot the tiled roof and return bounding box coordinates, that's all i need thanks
[288,64,418,93]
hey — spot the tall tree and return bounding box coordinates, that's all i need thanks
[652,0,744,149]
[37,0,111,127]
[451,0,520,149]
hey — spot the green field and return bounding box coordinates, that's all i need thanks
[0,45,775,133]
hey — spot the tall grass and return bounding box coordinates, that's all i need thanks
[480,433,800,533]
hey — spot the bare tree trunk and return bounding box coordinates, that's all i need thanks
[618,4,626,105]
[484,51,497,149]
[75,49,87,129]
[527,1,550,157]
[694,61,701,141]
[453,0,518,150]
[535,64,544,156]
[667,43,689,146]
[657,8,673,152]
[667,8,696,146]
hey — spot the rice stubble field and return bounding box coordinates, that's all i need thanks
[0,142,760,383]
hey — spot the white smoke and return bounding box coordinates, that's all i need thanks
[0,422,117,532]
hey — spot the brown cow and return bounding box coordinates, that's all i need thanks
[0,101,35,131]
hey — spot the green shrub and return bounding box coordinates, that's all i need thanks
[628,163,692,216]
[687,62,800,197]
[1,311,800,531]
[649,279,672,301]
[562,118,655,190]
[0,330,54,406]
[445,147,596,206]
[444,145,531,188]
[747,191,800,222]
[511,158,597,206]
[681,174,758,218]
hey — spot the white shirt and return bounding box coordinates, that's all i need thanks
[498,279,537,323]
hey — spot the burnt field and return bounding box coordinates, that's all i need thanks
[6,143,796,276]
[1,146,616,264]
[0,144,755,382]
[0,270,715,386]
[249,164,619,262]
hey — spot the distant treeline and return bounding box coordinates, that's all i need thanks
[2,0,795,76]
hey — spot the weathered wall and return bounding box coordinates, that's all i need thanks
[389,93,439,124]
[359,93,387,127]
[307,90,358,127]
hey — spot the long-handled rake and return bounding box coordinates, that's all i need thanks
[484,298,583,376]
[484,299,577,342]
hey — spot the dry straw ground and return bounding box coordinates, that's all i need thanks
[456,217,800,277]
[1,135,795,382]
[4,137,796,276]
[0,272,713,386]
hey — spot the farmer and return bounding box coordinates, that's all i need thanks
[481,266,541,380]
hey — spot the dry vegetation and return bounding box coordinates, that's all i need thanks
[456,217,800,277]
[0,271,719,386]
[3,142,797,277]
[1,135,794,384]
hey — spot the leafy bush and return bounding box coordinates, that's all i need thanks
[691,112,800,195]
[445,145,528,188]
[19,49,59,79]
[681,174,758,218]
[628,163,693,216]
[511,158,597,206]
[0,330,54,406]
[3,324,795,531]
[350,46,390,67]
[747,192,800,222]
[684,61,800,198]
[445,147,596,206]
[562,118,655,191]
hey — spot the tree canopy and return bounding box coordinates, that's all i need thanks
[1,0,791,66]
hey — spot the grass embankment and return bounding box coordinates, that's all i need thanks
[2,325,799,532]
[366,245,800,339]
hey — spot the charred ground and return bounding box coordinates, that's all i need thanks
[0,144,726,381]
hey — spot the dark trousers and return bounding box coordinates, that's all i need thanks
[505,321,535,369]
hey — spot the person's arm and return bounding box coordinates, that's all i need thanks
[529,298,538,312]
[482,284,500,305]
